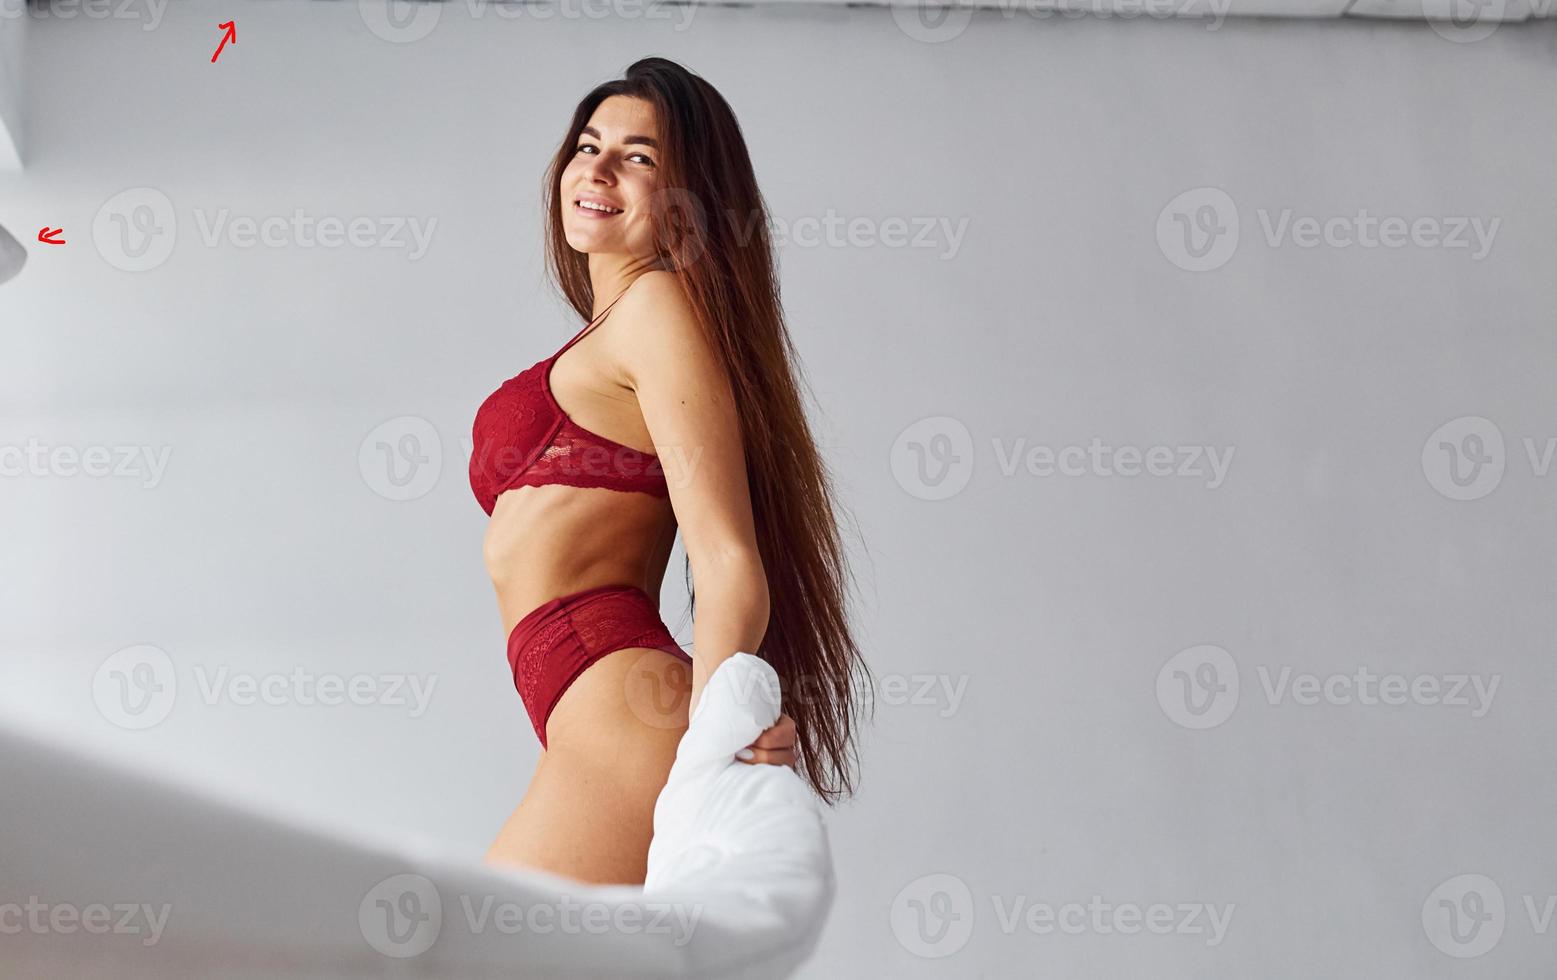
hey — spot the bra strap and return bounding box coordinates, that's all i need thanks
[555,290,630,358]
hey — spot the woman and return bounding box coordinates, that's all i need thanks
[474,58,871,885]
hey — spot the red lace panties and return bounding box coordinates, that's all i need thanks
[506,583,689,748]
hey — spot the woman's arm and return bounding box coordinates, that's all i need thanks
[615,271,771,716]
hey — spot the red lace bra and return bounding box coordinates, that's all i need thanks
[469,294,669,515]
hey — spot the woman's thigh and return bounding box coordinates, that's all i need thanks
[485,647,693,884]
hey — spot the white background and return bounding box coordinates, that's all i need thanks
[2,3,1555,976]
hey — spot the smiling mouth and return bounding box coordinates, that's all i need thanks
[575,199,624,216]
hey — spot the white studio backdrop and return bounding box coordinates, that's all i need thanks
[1,4,1555,977]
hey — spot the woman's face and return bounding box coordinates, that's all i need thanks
[560,95,662,258]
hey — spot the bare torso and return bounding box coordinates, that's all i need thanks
[483,487,675,636]
[481,308,694,884]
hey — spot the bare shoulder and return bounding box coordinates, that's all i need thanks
[609,271,716,387]
[616,270,698,340]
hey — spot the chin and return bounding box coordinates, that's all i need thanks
[563,227,609,254]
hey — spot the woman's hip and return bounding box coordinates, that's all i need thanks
[505,583,691,748]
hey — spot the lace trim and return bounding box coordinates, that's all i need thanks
[470,367,670,513]
[510,589,687,745]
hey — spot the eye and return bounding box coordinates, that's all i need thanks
[574,143,655,167]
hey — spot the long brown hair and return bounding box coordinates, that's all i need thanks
[542,57,871,804]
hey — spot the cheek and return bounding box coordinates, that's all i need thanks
[559,158,589,189]
[622,181,661,229]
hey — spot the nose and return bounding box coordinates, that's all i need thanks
[581,153,616,185]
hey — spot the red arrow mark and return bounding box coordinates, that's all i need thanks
[38,227,65,245]
[212,22,236,63]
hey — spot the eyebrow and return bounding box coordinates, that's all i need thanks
[580,125,659,150]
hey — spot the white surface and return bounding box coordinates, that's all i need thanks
[1347,0,1545,20]
[617,0,1548,19]
[0,652,834,978]
[0,6,24,169]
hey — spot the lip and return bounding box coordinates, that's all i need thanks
[573,194,625,218]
